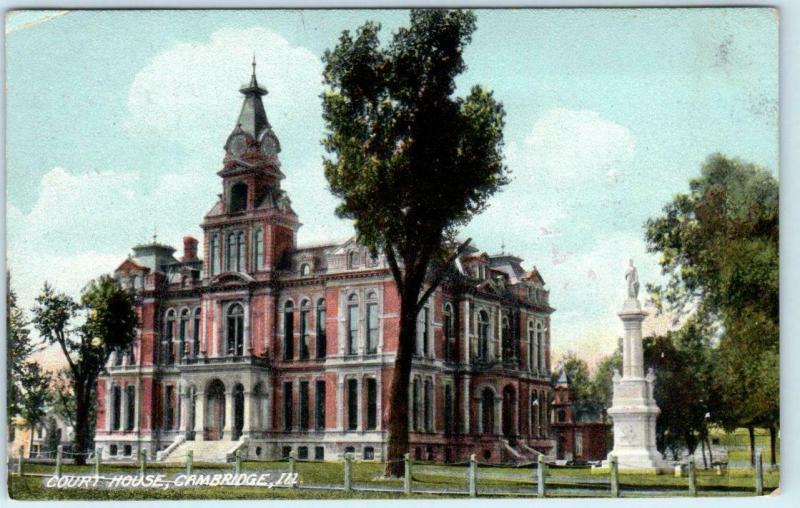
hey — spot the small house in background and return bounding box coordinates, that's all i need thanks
[550,370,610,463]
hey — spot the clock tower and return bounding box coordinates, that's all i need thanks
[201,60,299,278]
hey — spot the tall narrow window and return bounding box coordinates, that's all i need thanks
[537,323,545,373]
[366,300,378,354]
[283,382,293,431]
[226,233,236,272]
[226,304,244,356]
[299,381,309,431]
[421,307,430,357]
[482,388,494,434]
[236,232,245,272]
[126,343,136,365]
[210,234,219,276]
[193,308,201,356]
[300,301,310,359]
[283,301,294,360]
[527,321,534,372]
[366,378,377,430]
[253,228,264,270]
[112,386,122,431]
[347,294,358,356]
[316,299,326,359]
[477,311,489,361]
[443,303,454,361]
[412,378,420,432]
[125,385,136,431]
[502,315,514,360]
[164,310,175,365]
[424,379,433,432]
[315,380,326,430]
[179,309,189,360]
[444,385,453,435]
[165,385,174,430]
[347,379,358,431]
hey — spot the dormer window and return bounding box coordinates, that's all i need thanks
[299,263,312,276]
[230,182,248,213]
[348,251,359,269]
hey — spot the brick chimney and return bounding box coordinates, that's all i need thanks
[182,236,198,262]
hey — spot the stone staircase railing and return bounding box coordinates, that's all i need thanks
[156,434,186,461]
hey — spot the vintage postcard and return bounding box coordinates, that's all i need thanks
[5,7,779,500]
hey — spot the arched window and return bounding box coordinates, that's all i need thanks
[179,308,190,360]
[210,234,219,276]
[283,301,294,360]
[316,299,326,359]
[347,294,358,356]
[253,228,264,270]
[230,182,248,213]
[300,263,311,276]
[193,307,201,356]
[226,233,236,272]
[366,292,379,354]
[236,232,245,272]
[443,303,455,361]
[477,311,489,361]
[226,303,244,356]
[299,300,310,359]
[164,310,176,365]
[348,251,359,269]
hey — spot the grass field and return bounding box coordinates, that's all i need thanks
[8,457,779,500]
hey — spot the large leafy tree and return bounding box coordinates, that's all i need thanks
[322,9,508,476]
[7,273,51,437]
[32,275,137,464]
[645,153,779,464]
[643,319,716,465]
[590,341,622,424]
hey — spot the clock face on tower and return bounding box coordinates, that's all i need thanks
[260,130,281,156]
[228,133,249,157]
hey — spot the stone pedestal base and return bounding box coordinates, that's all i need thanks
[600,375,670,473]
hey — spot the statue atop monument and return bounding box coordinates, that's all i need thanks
[625,259,640,300]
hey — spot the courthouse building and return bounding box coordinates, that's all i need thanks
[95,65,556,464]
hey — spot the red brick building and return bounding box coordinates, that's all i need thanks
[550,371,610,463]
[95,65,556,464]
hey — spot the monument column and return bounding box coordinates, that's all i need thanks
[599,260,667,473]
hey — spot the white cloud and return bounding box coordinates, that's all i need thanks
[519,108,635,184]
[7,166,219,317]
[126,27,323,155]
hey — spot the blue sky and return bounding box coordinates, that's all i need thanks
[5,8,778,365]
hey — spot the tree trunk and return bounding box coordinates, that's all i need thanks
[706,435,714,465]
[700,438,708,469]
[769,425,777,466]
[73,382,91,466]
[384,294,419,477]
[748,426,756,466]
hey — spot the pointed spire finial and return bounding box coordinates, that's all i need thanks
[252,53,256,75]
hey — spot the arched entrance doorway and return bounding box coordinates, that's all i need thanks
[502,385,516,441]
[206,380,225,441]
[233,384,245,440]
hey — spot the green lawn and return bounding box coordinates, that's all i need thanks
[9,458,778,500]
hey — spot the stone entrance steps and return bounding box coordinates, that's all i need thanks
[160,437,246,464]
